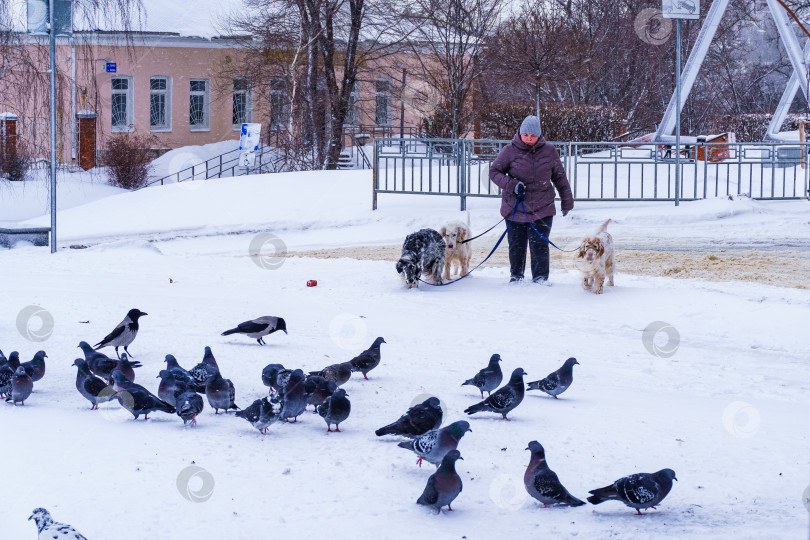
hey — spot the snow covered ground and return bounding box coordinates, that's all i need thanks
[1,170,809,539]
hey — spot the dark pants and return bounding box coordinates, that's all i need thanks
[507,217,553,281]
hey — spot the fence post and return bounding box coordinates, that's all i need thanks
[373,139,378,210]
[805,142,810,199]
[613,141,618,200]
[571,142,578,198]
[459,140,466,211]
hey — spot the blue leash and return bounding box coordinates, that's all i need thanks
[418,199,520,287]
[417,197,577,287]
[519,200,579,253]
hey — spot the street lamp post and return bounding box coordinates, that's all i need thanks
[662,0,699,207]
[48,0,57,251]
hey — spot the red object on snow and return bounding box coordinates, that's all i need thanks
[307,280,317,287]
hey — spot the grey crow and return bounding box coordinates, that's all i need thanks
[94,308,147,359]
[221,316,287,345]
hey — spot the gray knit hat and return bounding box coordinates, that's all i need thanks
[519,115,542,137]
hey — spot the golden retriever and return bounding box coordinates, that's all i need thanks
[439,219,472,280]
[577,219,615,294]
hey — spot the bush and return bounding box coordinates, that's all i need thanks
[0,140,32,182]
[104,134,155,189]
[419,104,457,139]
[479,102,626,141]
[716,113,810,142]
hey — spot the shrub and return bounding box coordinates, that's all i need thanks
[479,102,627,141]
[716,113,810,142]
[0,141,33,182]
[419,103,457,139]
[104,133,155,189]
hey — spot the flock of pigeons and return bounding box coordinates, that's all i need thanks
[3,307,677,537]
[373,353,677,514]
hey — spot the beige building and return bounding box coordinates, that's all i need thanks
[1,30,424,168]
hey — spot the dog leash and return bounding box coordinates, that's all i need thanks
[519,200,579,253]
[418,200,520,286]
[460,217,504,244]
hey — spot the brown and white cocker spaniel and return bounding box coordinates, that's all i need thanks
[439,219,472,280]
[577,219,615,294]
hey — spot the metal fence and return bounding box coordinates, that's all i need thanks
[373,138,810,209]
[139,144,282,189]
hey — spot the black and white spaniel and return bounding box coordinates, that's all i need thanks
[396,228,446,288]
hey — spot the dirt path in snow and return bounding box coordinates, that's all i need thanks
[291,240,810,289]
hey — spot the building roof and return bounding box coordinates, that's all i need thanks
[5,0,243,39]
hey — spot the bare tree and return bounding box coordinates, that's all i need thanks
[484,3,588,116]
[400,0,501,138]
[0,0,145,164]
[480,0,782,136]
[223,0,404,170]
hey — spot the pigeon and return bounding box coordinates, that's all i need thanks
[309,361,352,387]
[417,450,464,513]
[318,388,351,432]
[0,348,5,364]
[157,369,189,407]
[348,336,386,379]
[188,346,220,389]
[5,350,21,370]
[221,315,287,345]
[587,469,678,514]
[7,366,33,405]
[175,390,205,426]
[527,357,579,399]
[261,363,294,394]
[29,508,88,540]
[78,341,118,382]
[375,396,443,438]
[21,350,47,382]
[279,369,308,422]
[0,352,17,398]
[398,420,472,467]
[304,374,337,411]
[94,308,148,358]
[464,367,527,420]
[524,441,585,507]
[205,371,239,414]
[461,353,503,398]
[111,370,175,419]
[235,395,282,433]
[114,353,142,382]
[73,358,116,410]
[164,354,205,393]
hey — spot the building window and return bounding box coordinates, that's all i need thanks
[375,79,391,126]
[150,76,171,131]
[232,78,252,128]
[111,76,133,132]
[270,77,289,128]
[189,79,210,131]
[345,84,359,126]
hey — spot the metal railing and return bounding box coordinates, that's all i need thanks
[138,143,282,190]
[373,137,810,209]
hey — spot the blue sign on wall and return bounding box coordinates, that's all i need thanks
[105,62,117,73]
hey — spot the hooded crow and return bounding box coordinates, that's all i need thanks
[221,316,287,345]
[94,308,148,359]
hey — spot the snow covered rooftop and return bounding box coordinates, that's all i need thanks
[5,0,243,39]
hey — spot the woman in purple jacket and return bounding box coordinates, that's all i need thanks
[489,115,574,283]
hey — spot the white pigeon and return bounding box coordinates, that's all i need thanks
[29,508,88,540]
